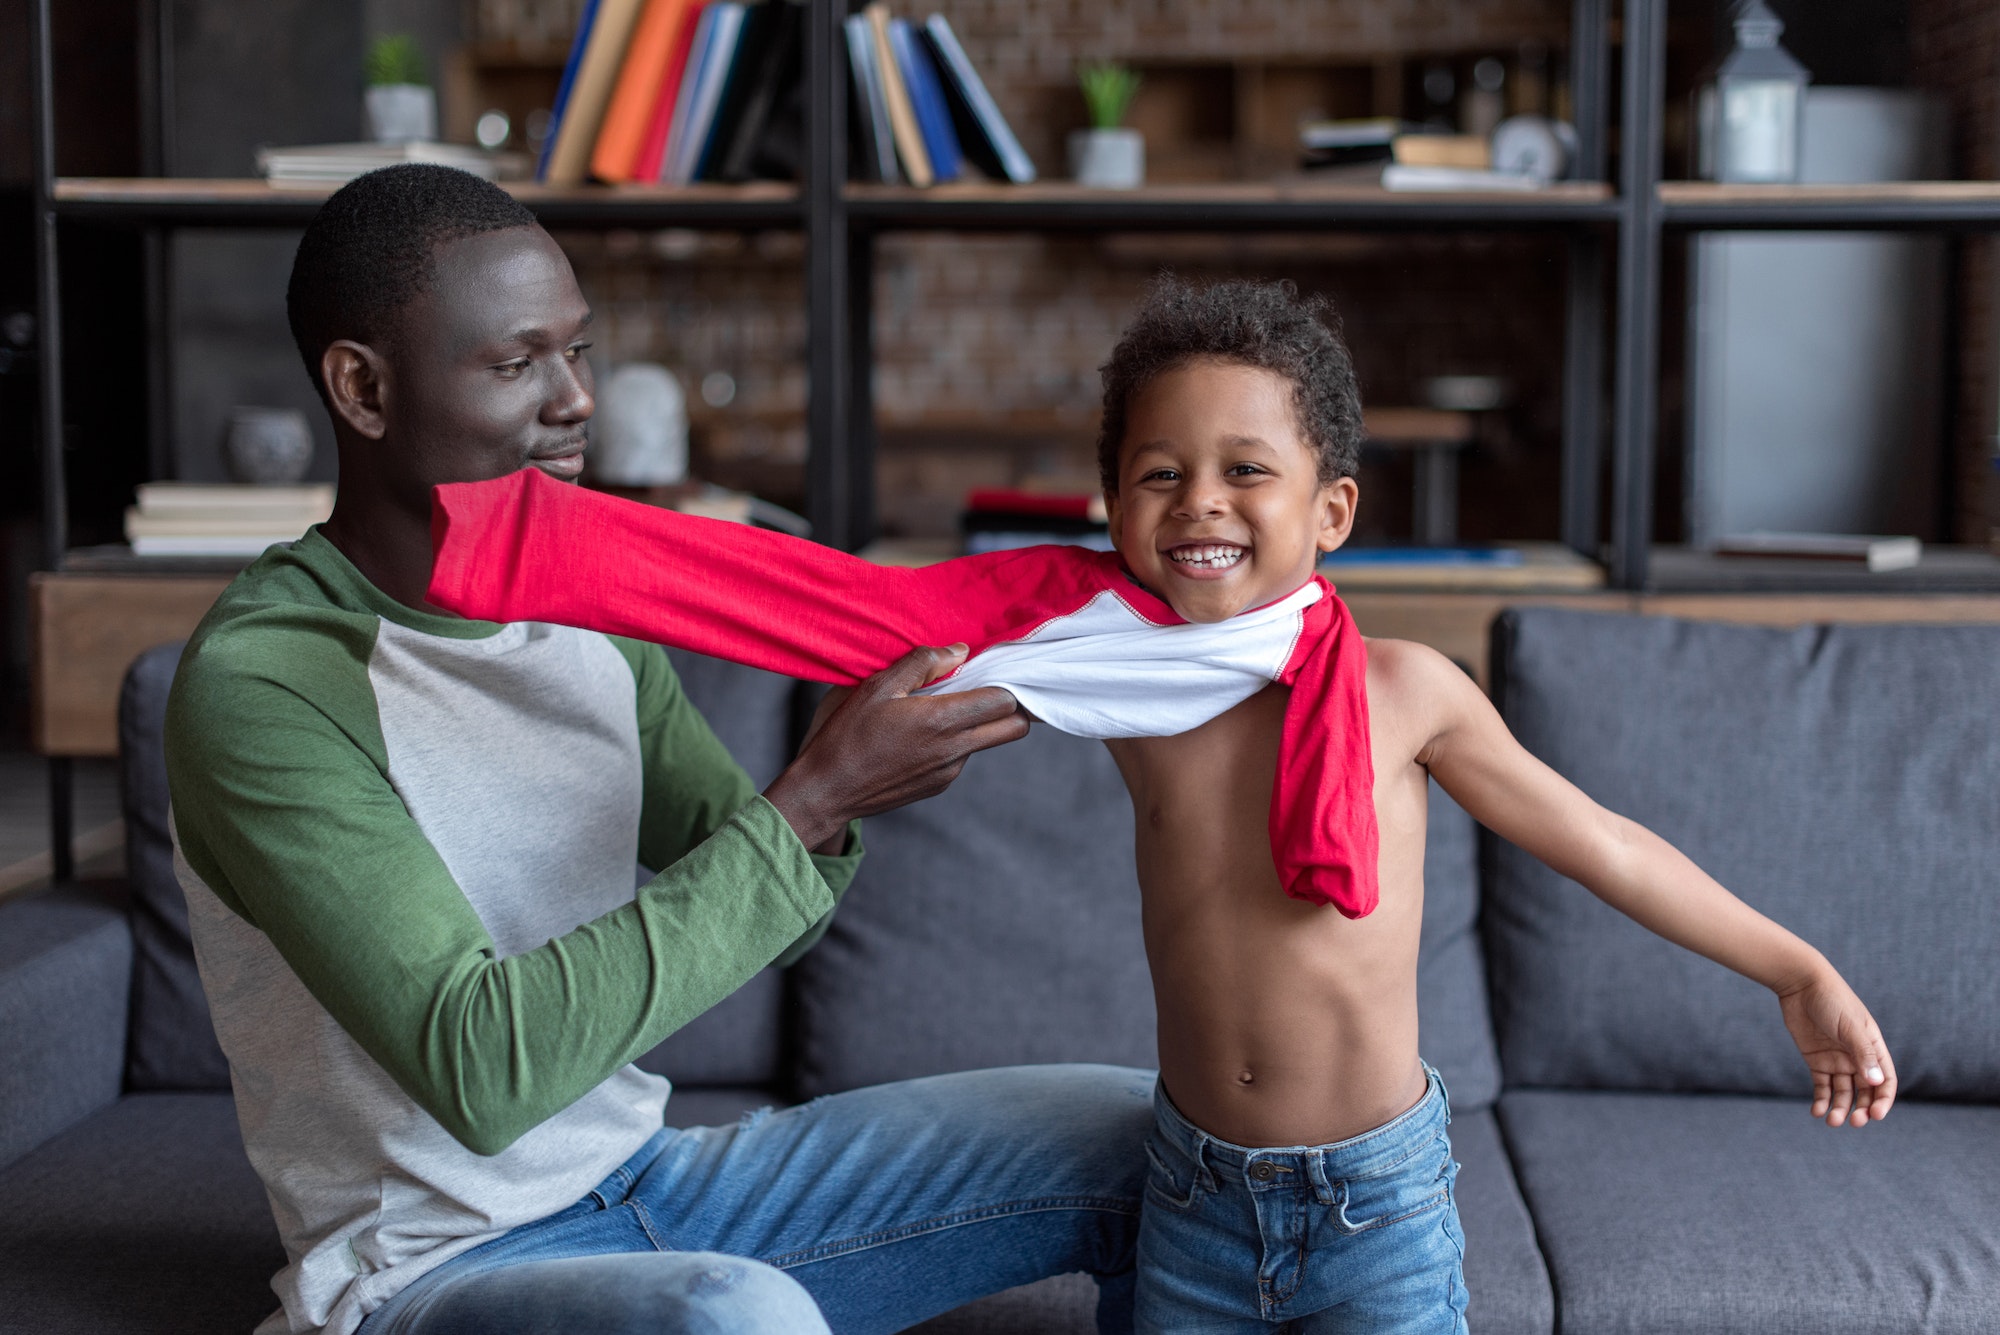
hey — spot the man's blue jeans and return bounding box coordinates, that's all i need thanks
[360,1064,1155,1335]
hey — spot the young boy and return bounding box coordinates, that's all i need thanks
[427,278,1894,1333]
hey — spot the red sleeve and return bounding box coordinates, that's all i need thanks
[1270,585,1379,918]
[427,468,1113,684]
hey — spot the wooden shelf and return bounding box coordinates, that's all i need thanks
[1661,181,2000,230]
[847,180,1618,231]
[52,178,803,227]
[1645,545,2000,594]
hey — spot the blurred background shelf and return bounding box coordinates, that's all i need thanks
[1661,180,2000,229]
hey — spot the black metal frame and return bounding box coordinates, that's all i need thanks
[27,0,2000,879]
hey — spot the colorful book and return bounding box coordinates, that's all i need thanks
[864,3,929,187]
[920,15,1034,184]
[542,0,651,186]
[704,1,806,182]
[631,1,706,180]
[658,4,721,181]
[536,0,602,180]
[663,2,747,184]
[889,18,960,182]
[591,0,697,182]
[844,14,899,183]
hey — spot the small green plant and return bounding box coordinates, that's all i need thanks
[365,34,427,87]
[1078,62,1141,130]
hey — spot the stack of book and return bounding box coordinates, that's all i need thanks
[540,0,1032,186]
[1298,120,1541,192]
[960,488,1110,555]
[124,483,335,558]
[257,141,519,188]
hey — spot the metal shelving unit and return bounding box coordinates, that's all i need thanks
[26,0,2000,876]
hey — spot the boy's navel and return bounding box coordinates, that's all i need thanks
[1148,804,1164,829]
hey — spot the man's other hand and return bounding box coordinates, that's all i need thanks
[764,645,1027,853]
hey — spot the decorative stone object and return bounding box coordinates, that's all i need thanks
[592,364,689,486]
[225,407,315,484]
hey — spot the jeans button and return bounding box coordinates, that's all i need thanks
[1250,1162,1275,1181]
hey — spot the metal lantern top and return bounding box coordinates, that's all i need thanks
[1719,0,1809,86]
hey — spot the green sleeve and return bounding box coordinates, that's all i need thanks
[616,639,863,967]
[168,630,838,1158]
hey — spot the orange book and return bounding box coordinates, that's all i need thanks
[591,0,696,182]
[633,1,705,181]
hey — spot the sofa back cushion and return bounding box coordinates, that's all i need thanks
[1483,609,2000,1100]
[122,640,231,1091]
[790,719,1505,1112]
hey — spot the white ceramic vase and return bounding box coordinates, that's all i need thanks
[592,364,689,486]
[1068,128,1145,189]
[365,84,437,144]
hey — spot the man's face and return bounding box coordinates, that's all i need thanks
[380,226,595,496]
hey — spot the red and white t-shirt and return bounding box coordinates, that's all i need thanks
[429,468,1380,917]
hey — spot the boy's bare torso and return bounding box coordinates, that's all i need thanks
[1106,636,1433,1149]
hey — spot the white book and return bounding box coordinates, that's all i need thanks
[131,535,302,557]
[135,482,334,518]
[1381,164,1543,192]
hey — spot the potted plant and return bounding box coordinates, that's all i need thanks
[1070,62,1144,189]
[364,34,436,144]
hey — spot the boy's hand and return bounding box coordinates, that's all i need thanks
[1776,969,1897,1127]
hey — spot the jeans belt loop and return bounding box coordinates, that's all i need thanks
[1305,1149,1339,1207]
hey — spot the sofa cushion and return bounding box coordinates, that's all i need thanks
[121,640,232,1091]
[0,1092,283,1335]
[1485,611,2000,1099]
[1420,780,1502,1111]
[791,725,1155,1095]
[0,884,133,1168]
[1498,1089,2000,1335]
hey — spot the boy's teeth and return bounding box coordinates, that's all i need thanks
[1171,545,1243,569]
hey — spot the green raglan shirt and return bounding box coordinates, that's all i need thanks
[165,529,860,1335]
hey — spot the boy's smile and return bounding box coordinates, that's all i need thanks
[1106,357,1357,624]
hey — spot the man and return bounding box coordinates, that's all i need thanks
[165,164,1152,1335]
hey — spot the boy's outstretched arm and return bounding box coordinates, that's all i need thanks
[1381,639,1897,1128]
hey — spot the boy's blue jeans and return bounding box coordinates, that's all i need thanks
[1136,1065,1469,1334]
[358,1064,1155,1335]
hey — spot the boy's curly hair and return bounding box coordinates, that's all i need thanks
[1096,276,1364,492]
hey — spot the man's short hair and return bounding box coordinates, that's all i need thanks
[1096,276,1365,491]
[286,164,538,402]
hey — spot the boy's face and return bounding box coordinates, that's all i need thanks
[1105,358,1356,624]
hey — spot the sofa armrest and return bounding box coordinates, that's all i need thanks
[0,883,133,1168]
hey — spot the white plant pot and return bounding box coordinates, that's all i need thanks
[365,84,437,144]
[592,364,688,486]
[1068,128,1145,189]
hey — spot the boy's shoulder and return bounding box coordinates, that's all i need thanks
[1360,636,1481,751]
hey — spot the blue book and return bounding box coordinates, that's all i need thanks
[666,3,747,184]
[1320,546,1524,567]
[921,15,1034,184]
[536,0,604,181]
[888,18,960,183]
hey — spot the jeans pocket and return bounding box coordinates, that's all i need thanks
[1331,1129,1453,1235]
[1143,1134,1202,1214]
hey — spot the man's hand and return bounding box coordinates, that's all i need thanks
[764,645,1027,853]
[1777,969,1897,1127]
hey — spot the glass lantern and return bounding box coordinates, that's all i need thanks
[1698,0,1810,183]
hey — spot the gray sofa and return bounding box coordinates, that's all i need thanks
[3,607,1996,1334]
